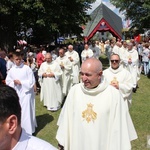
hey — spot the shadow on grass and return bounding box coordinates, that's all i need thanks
[34,113,54,135]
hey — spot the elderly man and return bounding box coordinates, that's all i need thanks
[56,58,137,150]
[65,45,80,85]
[38,53,62,111]
[6,51,37,135]
[0,84,57,150]
[56,48,73,98]
[81,44,93,63]
[103,54,133,109]
[122,42,139,92]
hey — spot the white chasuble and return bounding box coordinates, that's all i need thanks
[103,66,133,109]
[81,49,94,62]
[55,56,73,96]
[38,61,63,110]
[56,77,137,150]
[122,49,139,87]
[65,50,80,84]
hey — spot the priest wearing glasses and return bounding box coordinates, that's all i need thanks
[103,53,133,110]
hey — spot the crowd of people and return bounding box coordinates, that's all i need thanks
[0,37,150,150]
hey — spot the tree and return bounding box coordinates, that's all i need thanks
[110,0,150,35]
[0,0,95,49]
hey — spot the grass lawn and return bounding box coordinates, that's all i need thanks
[34,55,150,149]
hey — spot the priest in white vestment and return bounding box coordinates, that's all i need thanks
[122,42,139,92]
[6,51,37,134]
[65,45,80,84]
[112,41,122,55]
[103,54,133,109]
[38,53,63,111]
[119,41,128,61]
[56,58,137,150]
[56,48,73,98]
[81,44,93,63]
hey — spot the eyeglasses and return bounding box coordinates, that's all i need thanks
[111,60,119,63]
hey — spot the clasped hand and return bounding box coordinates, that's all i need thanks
[43,73,54,78]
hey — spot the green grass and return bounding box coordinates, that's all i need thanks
[130,75,150,150]
[35,55,150,149]
[34,99,60,146]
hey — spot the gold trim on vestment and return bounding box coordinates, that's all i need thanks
[46,67,51,74]
[60,61,64,66]
[111,77,118,84]
[128,55,132,60]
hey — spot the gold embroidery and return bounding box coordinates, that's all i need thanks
[60,61,64,66]
[128,55,132,60]
[82,103,97,123]
[111,77,118,84]
[46,67,51,74]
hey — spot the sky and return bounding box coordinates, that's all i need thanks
[88,0,127,27]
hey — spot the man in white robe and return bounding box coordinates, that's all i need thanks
[103,54,133,109]
[65,45,80,84]
[56,58,137,150]
[119,41,128,61]
[56,48,73,98]
[112,41,122,55]
[6,52,37,135]
[122,42,139,92]
[38,53,62,111]
[81,44,93,63]
[0,85,57,150]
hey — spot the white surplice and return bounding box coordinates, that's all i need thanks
[65,50,80,84]
[55,56,73,97]
[56,76,137,150]
[6,63,37,134]
[38,61,62,110]
[103,65,133,109]
[12,129,57,150]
